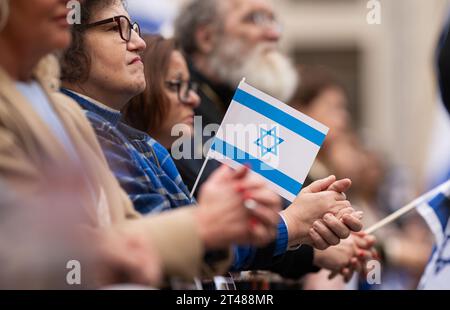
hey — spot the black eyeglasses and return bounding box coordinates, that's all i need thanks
[80,15,141,42]
[165,79,199,104]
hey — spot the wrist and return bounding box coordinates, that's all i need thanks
[313,248,323,267]
[280,209,308,247]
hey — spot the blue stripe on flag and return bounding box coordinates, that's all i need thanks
[211,138,303,196]
[428,193,450,231]
[233,88,327,146]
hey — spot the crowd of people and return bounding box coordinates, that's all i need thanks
[1,0,446,290]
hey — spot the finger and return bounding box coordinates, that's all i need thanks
[250,223,276,246]
[329,205,353,220]
[353,234,374,249]
[245,189,281,211]
[302,175,336,194]
[332,192,348,202]
[327,178,352,194]
[141,261,162,286]
[312,220,341,246]
[335,206,355,219]
[329,201,352,216]
[323,214,351,239]
[350,257,363,273]
[342,214,363,232]
[230,165,249,180]
[364,234,377,247]
[239,173,267,189]
[328,271,339,280]
[248,205,280,228]
[352,231,376,246]
[372,249,380,260]
[234,176,268,195]
[309,228,330,250]
[352,234,368,248]
[342,268,354,283]
[209,164,234,183]
[357,249,374,260]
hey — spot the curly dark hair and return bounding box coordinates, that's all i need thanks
[60,0,122,83]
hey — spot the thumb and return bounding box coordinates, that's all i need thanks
[328,178,352,193]
[301,175,336,194]
[208,164,232,183]
[230,165,249,181]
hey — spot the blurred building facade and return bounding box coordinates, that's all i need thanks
[129,0,450,192]
[277,0,450,192]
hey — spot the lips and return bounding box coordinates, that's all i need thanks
[184,115,194,124]
[129,56,143,65]
[54,10,70,28]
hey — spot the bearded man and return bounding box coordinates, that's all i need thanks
[174,0,299,195]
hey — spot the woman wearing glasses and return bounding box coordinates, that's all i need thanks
[123,35,200,150]
[60,0,283,264]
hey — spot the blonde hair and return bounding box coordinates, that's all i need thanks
[0,0,9,32]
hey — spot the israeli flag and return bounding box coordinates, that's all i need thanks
[208,80,328,202]
[417,179,450,289]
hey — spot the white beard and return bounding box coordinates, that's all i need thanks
[207,38,299,102]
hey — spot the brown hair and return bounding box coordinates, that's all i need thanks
[174,0,222,56]
[123,35,177,133]
[290,65,344,109]
[0,0,10,32]
[60,0,122,83]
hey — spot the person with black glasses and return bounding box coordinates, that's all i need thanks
[79,14,141,43]
[60,0,287,281]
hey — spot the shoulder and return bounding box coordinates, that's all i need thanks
[50,92,89,124]
[49,92,108,140]
[57,94,125,145]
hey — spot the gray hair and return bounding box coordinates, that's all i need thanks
[0,0,9,32]
[174,0,223,56]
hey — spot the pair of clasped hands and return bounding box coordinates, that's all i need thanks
[196,165,377,281]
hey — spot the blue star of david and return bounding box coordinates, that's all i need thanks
[254,127,285,157]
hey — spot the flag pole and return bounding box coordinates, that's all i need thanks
[365,180,450,234]
[190,155,211,199]
[365,200,422,234]
[190,77,246,199]
[328,179,450,280]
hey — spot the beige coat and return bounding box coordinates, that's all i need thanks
[0,55,230,282]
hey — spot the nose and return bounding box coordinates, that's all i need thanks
[185,90,200,109]
[127,30,146,53]
[264,24,281,42]
[64,0,84,5]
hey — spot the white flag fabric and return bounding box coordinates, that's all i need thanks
[207,80,328,202]
[417,179,450,289]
